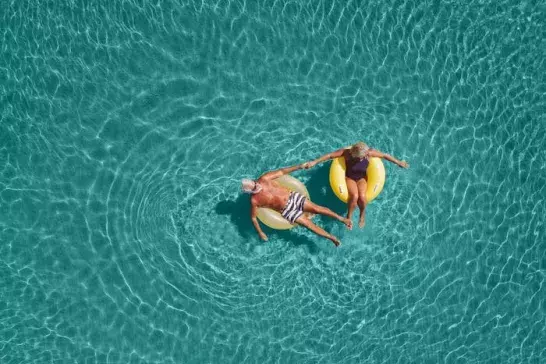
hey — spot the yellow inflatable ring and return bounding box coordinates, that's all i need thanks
[256,175,310,230]
[329,156,385,203]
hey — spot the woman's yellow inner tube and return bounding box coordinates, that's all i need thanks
[256,174,310,230]
[329,156,385,203]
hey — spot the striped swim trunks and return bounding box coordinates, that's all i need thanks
[281,191,306,223]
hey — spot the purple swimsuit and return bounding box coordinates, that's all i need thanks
[345,156,369,181]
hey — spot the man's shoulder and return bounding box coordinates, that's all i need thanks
[256,177,273,187]
[250,191,265,201]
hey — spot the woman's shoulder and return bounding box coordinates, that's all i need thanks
[342,150,354,163]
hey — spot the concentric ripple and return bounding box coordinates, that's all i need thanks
[1,0,545,363]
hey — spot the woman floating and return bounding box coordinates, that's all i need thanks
[303,142,409,228]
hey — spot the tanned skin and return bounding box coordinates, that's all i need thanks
[303,147,409,228]
[249,164,352,247]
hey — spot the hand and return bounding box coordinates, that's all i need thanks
[399,160,409,169]
[259,232,268,241]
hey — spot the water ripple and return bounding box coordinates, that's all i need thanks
[1,0,545,363]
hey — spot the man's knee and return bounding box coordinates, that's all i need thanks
[316,205,330,214]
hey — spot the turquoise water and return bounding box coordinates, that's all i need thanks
[1,0,545,362]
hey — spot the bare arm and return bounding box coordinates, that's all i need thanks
[251,201,268,241]
[303,148,346,169]
[369,150,409,168]
[258,163,305,181]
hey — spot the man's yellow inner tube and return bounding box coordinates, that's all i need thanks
[256,175,310,230]
[329,156,385,203]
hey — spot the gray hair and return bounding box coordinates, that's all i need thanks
[241,178,257,193]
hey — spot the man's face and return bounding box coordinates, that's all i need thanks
[241,179,261,194]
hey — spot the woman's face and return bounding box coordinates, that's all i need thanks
[351,149,368,160]
[350,142,370,160]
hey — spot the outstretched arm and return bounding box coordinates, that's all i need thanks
[303,148,346,169]
[250,202,268,241]
[258,163,305,181]
[369,150,409,168]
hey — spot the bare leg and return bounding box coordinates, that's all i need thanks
[346,177,359,221]
[296,215,341,247]
[303,200,352,230]
[357,178,368,228]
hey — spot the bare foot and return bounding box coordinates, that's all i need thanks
[358,214,366,228]
[343,218,353,230]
